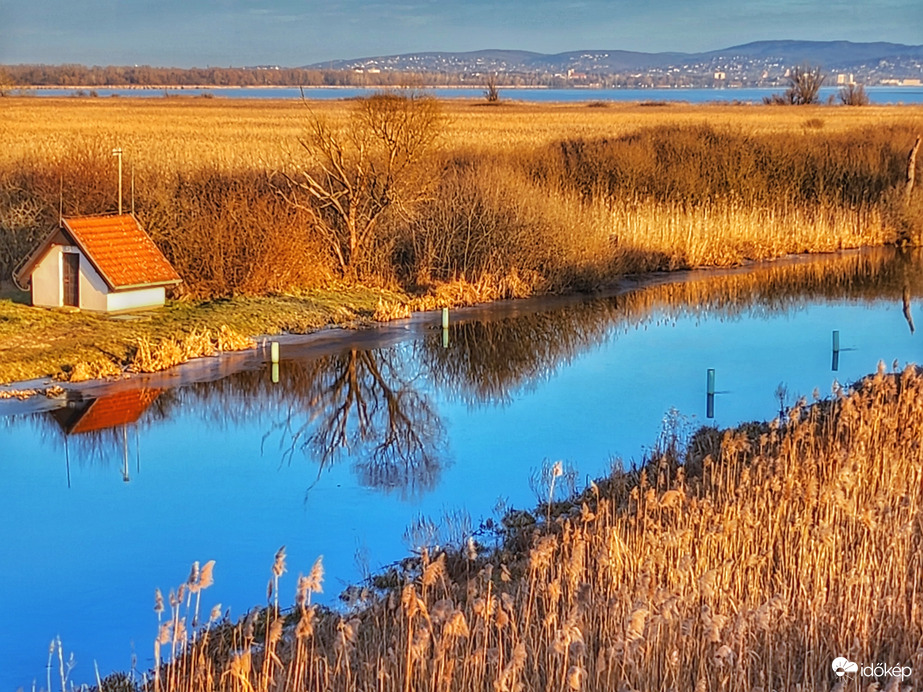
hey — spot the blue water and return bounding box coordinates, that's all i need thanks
[27,85,923,105]
[0,250,920,689]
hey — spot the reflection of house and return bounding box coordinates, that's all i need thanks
[15,214,181,312]
[52,388,162,435]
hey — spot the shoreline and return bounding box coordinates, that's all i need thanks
[0,246,886,417]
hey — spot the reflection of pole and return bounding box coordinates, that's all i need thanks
[706,368,715,419]
[903,286,915,335]
[270,341,280,383]
[832,330,840,371]
[136,426,141,476]
[122,425,130,482]
[64,436,71,489]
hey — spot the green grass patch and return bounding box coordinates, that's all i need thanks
[0,284,408,385]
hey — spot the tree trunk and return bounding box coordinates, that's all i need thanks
[907,135,922,204]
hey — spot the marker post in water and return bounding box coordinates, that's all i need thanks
[442,307,450,348]
[706,368,716,419]
[832,330,840,371]
[270,341,280,383]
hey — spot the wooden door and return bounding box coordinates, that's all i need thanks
[63,252,79,307]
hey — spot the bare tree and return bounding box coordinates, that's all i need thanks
[763,64,825,105]
[484,73,501,104]
[838,82,870,106]
[0,68,13,97]
[284,91,443,281]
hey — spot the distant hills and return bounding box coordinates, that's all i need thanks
[307,40,923,86]
[5,40,922,90]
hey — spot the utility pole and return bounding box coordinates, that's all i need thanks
[112,147,123,214]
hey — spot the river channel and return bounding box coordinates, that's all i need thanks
[0,248,920,689]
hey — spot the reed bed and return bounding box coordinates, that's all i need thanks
[128,326,254,374]
[607,199,888,269]
[97,364,923,692]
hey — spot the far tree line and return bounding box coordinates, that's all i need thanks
[0,63,878,98]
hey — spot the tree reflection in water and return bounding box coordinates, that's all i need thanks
[23,247,923,496]
[269,347,446,499]
[419,247,923,406]
[420,303,621,406]
[152,345,449,498]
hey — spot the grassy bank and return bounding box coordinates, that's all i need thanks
[92,364,923,692]
[0,283,410,384]
[3,245,916,387]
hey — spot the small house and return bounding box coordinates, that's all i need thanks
[15,214,181,312]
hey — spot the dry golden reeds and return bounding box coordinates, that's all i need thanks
[129,326,253,373]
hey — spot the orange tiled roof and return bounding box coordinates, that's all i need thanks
[62,215,181,290]
[68,388,162,435]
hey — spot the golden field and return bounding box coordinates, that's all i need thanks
[3,97,923,164]
[1,96,922,297]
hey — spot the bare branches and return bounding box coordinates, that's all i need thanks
[285,91,444,280]
[839,82,870,106]
[484,74,501,104]
[763,64,825,105]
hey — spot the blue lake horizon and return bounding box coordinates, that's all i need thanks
[22,85,923,105]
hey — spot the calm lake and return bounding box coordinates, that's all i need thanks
[27,85,923,105]
[1,248,921,689]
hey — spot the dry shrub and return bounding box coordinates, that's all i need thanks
[216,324,254,351]
[0,143,120,280]
[538,123,918,209]
[65,358,122,382]
[147,169,333,298]
[373,299,413,322]
[405,158,611,292]
[130,326,253,373]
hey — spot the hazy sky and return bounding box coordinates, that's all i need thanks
[2,0,921,67]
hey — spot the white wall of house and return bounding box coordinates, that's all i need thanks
[107,286,166,313]
[76,251,108,312]
[31,245,62,307]
[29,245,168,312]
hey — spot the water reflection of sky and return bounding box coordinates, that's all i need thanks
[0,249,921,688]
